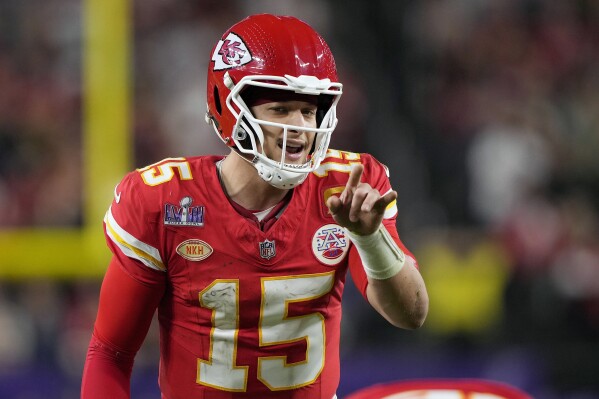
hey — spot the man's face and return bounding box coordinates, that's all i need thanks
[250,100,318,165]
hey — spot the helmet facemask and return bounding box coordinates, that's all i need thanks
[224,74,342,189]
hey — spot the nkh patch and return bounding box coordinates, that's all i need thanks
[259,239,276,260]
[312,224,350,266]
[176,239,213,262]
[164,196,204,226]
[211,32,252,71]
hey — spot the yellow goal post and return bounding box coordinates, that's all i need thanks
[0,0,131,278]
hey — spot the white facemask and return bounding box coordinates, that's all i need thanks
[223,74,342,189]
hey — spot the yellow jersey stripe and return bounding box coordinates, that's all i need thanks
[104,207,166,271]
[383,189,398,219]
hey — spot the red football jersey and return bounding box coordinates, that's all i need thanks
[103,149,409,399]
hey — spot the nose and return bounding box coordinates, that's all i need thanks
[287,109,309,131]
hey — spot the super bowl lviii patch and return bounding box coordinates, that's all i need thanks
[312,224,349,266]
[164,196,204,227]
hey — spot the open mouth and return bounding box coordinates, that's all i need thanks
[278,139,305,161]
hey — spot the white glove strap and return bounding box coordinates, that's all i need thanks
[345,225,406,280]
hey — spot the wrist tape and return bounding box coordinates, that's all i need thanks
[345,225,406,280]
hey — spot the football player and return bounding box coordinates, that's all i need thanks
[81,14,428,399]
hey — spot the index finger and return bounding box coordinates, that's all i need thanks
[346,164,364,190]
[340,164,364,204]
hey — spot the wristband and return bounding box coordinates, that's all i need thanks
[345,225,406,280]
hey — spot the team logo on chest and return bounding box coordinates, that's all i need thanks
[164,196,204,227]
[312,224,350,266]
[259,239,276,260]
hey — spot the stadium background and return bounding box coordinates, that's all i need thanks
[1,0,598,397]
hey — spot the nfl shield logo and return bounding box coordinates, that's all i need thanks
[259,239,276,260]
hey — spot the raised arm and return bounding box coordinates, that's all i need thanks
[326,164,428,329]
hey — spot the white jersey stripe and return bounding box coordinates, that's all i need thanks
[104,206,166,271]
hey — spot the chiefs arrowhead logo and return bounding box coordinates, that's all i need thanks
[211,32,252,71]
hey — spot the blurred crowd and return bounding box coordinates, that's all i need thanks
[1,0,598,398]
[0,0,83,226]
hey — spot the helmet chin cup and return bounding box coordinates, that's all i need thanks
[255,162,308,189]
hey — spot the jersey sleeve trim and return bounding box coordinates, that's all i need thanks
[382,188,398,219]
[104,206,166,272]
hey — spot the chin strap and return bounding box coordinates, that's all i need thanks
[254,162,308,189]
[224,150,309,190]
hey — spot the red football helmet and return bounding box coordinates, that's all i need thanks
[345,379,533,399]
[206,14,343,188]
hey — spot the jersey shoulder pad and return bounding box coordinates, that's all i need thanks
[311,150,397,220]
[135,157,195,188]
[110,157,199,217]
[313,149,387,181]
[313,149,363,179]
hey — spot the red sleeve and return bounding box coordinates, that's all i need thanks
[346,153,419,300]
[81,257,165,399]
[348,220,418,300]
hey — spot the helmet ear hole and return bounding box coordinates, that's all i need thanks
[236,116,256,151]
[213,86,222,115]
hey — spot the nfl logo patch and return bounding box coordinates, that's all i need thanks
[259,239,276,260]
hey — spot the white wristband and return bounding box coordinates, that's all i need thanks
[345,225,406,280]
